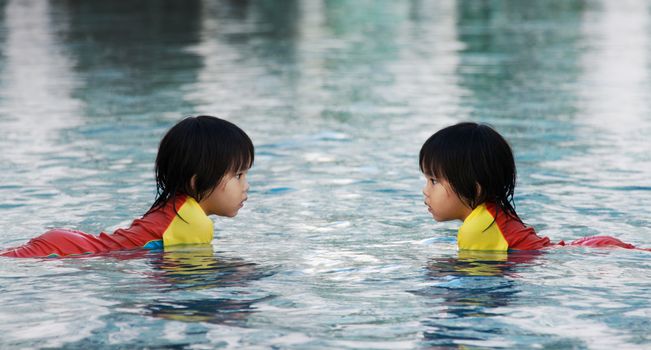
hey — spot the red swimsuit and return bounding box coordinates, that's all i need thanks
[458,203,640,251]
[0,195,214,258]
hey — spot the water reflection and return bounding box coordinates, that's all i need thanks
[426,250,542,278]
[385,0,465,130]
[578,0,650,135]
[186,0,299,117]
[0,0,86,235]
[417,251,542,348]
[141,246,273,325]
[54,0,204,120]
[538,0,651,241]
[454,0,585,141]
[47,0,207,232]
[574,0,651,193]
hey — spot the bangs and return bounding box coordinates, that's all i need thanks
[419,140,447,180]
[419,123,478,205]
[226,138,255,174]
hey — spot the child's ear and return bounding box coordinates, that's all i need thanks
[191,175,197,192]
[475,182,482,197]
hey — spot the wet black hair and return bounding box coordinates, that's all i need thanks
[419,122,519,221]
[150,115,254,212]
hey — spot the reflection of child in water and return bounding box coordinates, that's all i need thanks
[428,250,543,277]
[419,250,537,347]
[420,122,646,251]
[143,245,272,325]
[1,116,253,258]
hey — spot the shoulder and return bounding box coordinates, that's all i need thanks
[460,204,494,233]
[458,204,509,251]
[118,195,192,236]
[484,203,552,250]
[162,196,214,246]
[484,203,529,235]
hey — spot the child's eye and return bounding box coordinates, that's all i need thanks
[430,178,437,185]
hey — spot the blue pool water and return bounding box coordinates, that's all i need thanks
[1,0,651,348]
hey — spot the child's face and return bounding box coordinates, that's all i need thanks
[422,174,472,222]
[198,170,249,217]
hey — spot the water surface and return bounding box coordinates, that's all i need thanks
[1,0,650,349]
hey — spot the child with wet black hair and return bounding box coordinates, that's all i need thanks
[420,122,643,251]
[1,116,253,258]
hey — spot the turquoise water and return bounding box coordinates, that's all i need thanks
[1,0,651,348]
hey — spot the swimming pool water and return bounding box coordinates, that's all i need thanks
[1,0,650,349]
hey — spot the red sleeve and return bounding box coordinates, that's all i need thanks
[0,196,186,258]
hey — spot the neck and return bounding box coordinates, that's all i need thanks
[459,205,474,221]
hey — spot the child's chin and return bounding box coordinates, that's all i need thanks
[217,210,239,218]
[431,214,446,222]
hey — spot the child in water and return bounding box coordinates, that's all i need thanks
[420,122,642,251]
[1,116,253,258]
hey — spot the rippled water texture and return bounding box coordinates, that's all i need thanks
[1,0,650,349]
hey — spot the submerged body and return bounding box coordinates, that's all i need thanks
[0,195,213,258]
[459,203,637,251]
